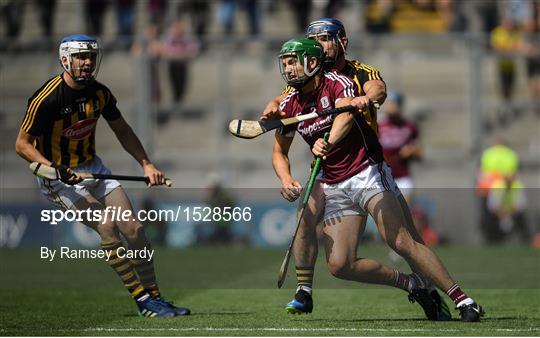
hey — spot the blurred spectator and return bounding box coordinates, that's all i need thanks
[179,0,211,50]
[35,0,56,40]
[411,0,434,10]
[487,173,530,244]
[85,0,108,37]
[219,0,235,35]
[325,0,345,18]
[367,0,464,33]
[435,0,466,32]
[148,0,168,33]
[161,19,200,116]
[219,0,261,38]
[115,0,135,50]
[474,0,499,33]
[490,17,524,124]
[477,138,520,244]
[503,0,534,26]
[366,0,394,33]
[1,1,24,42]
[521,1,540,116]
[378,91,422,205]
[288,0,313,34]
[131,22,163,108]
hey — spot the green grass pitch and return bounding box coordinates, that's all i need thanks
[1,245,539,336]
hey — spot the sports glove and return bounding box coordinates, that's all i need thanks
[51,163,77,185]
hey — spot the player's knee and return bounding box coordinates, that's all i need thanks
[122,221,144,242]
[95,220,117,242]
[387,229,414,257]
[327,259,351,279]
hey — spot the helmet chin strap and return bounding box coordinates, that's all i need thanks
[338,38,346,55]
[65,59,95,85]
[303,55,320,78]
[63,67,94,87]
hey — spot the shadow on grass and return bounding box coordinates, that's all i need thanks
[119,311,254,318]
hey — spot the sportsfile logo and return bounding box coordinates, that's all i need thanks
[41,206,133,225]
[40,206,253,225]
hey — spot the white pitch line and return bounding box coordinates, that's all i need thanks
[3,327,540,333]
[69,327,540,333]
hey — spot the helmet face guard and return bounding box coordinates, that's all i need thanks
[59,35,101,84]
[306,18,347,68]
[278,38,324,89]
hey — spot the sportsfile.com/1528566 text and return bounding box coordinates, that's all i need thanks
[40,206,253,225]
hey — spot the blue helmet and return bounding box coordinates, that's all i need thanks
[59,34,101,84]
[305,18,347,68]
[306,18,347,39]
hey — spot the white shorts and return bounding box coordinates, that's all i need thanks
[322,162,399,221]
[38,156,120,210]
[394,176,414,199]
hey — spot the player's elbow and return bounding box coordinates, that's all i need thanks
[333,114,355,132]
[377,90,387,105]
[15,136,28,157]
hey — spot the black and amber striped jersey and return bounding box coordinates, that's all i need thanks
[281,59,384,134]
[20,74,121,167]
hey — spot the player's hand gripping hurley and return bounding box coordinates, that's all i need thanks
[229,102,379,139]
[29,162,174,187]
[277,132,329,288]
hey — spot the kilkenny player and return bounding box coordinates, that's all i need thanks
[15,35,189,317]
[272,37,484,322]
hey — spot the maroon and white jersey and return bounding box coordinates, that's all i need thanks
[378,118,419,178]
[279,71,384,184]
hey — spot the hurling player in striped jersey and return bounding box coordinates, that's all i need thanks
[15,35,189,317]
[264,20,483,322]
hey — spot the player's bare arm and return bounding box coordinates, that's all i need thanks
[107,116,164,186]
[351,80,387,111]
[349,79,387,112]
[16,130,52,166]
[272,132,302,201]
[363,79,387,103]
[260,93,287,120]
[15,129,82,184]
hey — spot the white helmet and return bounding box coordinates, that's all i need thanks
[59,34,101,84]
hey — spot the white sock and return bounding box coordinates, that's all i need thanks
[297,285,312,295]
[137,293,150,302]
